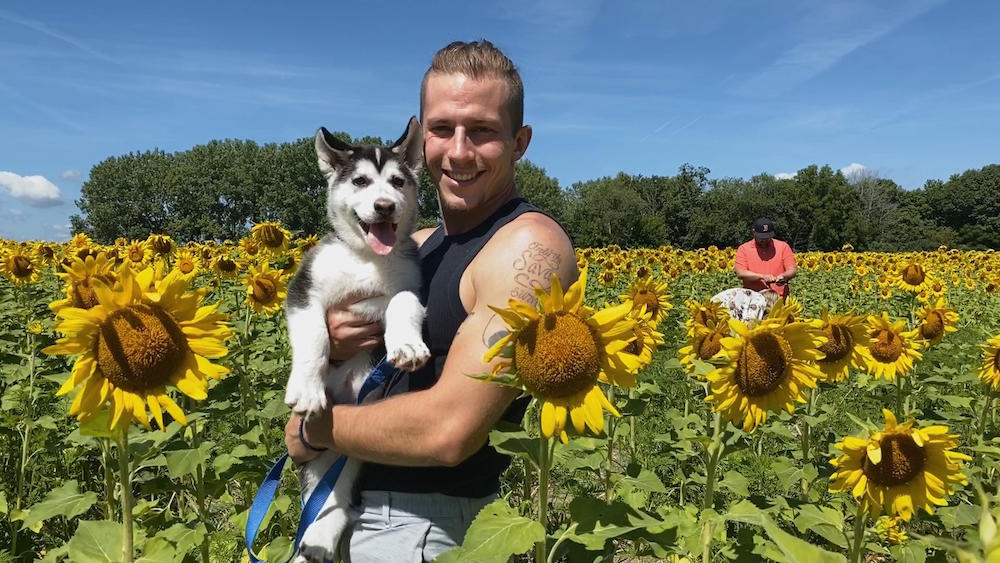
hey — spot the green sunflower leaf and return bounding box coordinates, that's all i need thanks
[435,499,543,563]
[16,480,98,533]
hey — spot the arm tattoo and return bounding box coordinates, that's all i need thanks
[481,312,508,347]
[510,242,562,306]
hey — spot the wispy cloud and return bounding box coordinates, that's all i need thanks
[0,9,117,63]
[0,171,64,207]
[839,162,872,180]
[738,0,945,96]
[864,71,1000,131]
[60,169,81,181]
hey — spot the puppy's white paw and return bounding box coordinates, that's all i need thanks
[284,379,328,415]
[387,340,430,372]
[299,514,345,562]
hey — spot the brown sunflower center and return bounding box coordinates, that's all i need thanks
[251,277,278,304]
[633,290,660,319]
[635,266,651,280]
[128,247,145,262]
[96,304,188,393]
[216,258,237,274]
[178,258,196,274]
[861,433,926,487]
[870,328,904,363]
[514,312,601,398]
[257,225,286,248]
[901,264,925,286]
[734,331,793,397]
[697,330,724,360]
[38,245,55,259]
[150,237,172,255]
[71,273,115,309]
[919,311,945,341]
[818,323,853,363]
[11,255,34,277]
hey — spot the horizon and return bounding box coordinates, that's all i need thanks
[2,1,999,241]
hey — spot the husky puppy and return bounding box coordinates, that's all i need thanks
[284,117,429,562]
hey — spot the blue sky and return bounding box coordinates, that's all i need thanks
[2,0,998,241]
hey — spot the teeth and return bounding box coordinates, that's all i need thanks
[448,171,477,182]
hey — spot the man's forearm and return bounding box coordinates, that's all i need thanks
[306,383,518,467]
[734,268,766,283]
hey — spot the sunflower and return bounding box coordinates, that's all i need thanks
[483,269,641,443]
[829,409,970,520]
[863,314,923,381]
[815,309,871,383]
[251,221,291,255]
[210,254,241,279]
[44,268,232,431]
[874,516,908,545]
[297,234,320,254]
[619,276,672,328]
[705,318,826,432]
[239,237,264,263]
[766,296,804,325]
[242,262,288,316]
[678,322,729,377]
[625,308,664,369]
[980,335,1000,391]
[913,298,958,347]
[172,249,201,279]
[146,234,175,259]
[894,261,932,293]
[1,246,42,285]
[684,298,729,337]
[123,241,152,270]
[51,252,118,312]
[34,242,58,265]
[878,285,893,300]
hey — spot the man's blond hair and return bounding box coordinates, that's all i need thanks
[420,40,524,133]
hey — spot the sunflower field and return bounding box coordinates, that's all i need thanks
[2,228,999,563]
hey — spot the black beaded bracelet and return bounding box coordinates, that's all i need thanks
[298,417,328,452]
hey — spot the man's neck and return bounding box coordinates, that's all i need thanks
[441,183,520,236]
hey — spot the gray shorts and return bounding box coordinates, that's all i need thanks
[341,490,496,563]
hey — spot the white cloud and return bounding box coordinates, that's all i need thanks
[60,169,81,181]
[7,208,24,216]
[0,171,64,207]
[774,172,796,180]
[839,162,871,180]
[51,224,72,242]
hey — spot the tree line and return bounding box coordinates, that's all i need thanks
[71,133,1000,251]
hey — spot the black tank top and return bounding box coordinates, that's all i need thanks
[360,197,547,497]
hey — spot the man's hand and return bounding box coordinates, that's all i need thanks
[761,274,776,284]
[284,410,335,466]
[327,295,384,361]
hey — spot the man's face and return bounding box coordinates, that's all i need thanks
[422,73,531,216]
[754,233,773,247]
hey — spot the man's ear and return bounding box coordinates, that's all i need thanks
[512,125,532,162]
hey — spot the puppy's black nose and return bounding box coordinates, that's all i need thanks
[374,199,395,217]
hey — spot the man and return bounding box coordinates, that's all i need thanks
[733,217,796,297]
[284,40,576,561]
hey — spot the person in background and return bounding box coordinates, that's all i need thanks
[733,217,796,297]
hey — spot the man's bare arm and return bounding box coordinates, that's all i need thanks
[295,213,577,466]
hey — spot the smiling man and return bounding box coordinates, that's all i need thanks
[285,40,576,561]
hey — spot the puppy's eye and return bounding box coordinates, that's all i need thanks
[352,176,370,187]
[389,176,405,189]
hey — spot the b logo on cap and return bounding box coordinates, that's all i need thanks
[763,225,768,232]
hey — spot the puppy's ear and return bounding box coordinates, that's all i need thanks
[390,116,423,174]
[315,127,352,178]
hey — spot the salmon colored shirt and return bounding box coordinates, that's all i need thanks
[734,239,795,296]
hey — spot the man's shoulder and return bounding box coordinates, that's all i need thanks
[736,240,755,253]
[774,239,793,252]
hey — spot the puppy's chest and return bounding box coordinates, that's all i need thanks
[309,244,417,300]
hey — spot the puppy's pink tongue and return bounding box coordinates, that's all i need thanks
[366,222,396,255]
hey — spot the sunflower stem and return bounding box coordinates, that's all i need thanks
[189,419,211,563]
[979,387,995,442]
[895,376,904,416]
[12,327,37,557]
[239,305,253,430]
[605,386,616,501]
[102,438,116,520]
[117,429,135,563]
[701,412,723,510]
[848,501,868,563]
[535,434,552,563]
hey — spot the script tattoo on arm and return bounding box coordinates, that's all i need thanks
[510,242,562,306]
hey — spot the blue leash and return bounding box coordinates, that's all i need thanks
[246,358,400,563]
